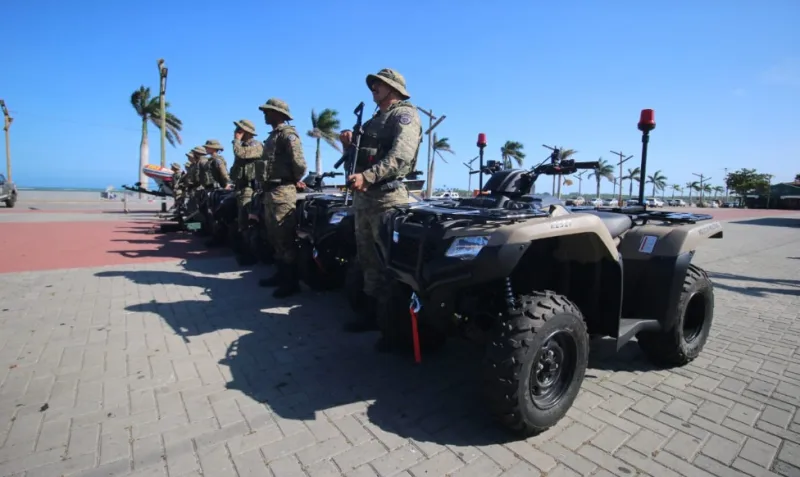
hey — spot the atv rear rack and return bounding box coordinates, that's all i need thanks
[601,206,715,225]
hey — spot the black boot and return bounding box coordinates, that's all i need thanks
[233,233,257,266]
[258,265,283,288]
[342,296,378,333]
[273,262,300,298]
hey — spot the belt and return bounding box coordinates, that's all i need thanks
[368,178,403,192]
[264,179,295,190]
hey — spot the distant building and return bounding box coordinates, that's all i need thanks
[743,182,800,209]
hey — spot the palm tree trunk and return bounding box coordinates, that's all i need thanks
[672,189,676,199]
[315,138,321,174]
[596,179,600,199]
[139,118,149,199]
[652,183,656,198]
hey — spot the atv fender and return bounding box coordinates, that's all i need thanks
[616,221,723,349]
[499,212,621,269]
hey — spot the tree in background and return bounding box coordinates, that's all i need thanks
[588,158,615,198]
[670,184,682,199]
[130,86,183,187]
[501,141,526,169]
[646,170,668,198]
[623,167,641,199]
[307,109,341,174]
[725,168,771,204]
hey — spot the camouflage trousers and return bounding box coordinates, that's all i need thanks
[236,187,253,232]
[264,186,297,263]
[353,187,410,298]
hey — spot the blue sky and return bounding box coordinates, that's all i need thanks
[2,0,798,195]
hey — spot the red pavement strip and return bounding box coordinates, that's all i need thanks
[0,208,796,274]
[0,219,228,274]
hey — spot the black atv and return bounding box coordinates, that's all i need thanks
[375,140,722,437]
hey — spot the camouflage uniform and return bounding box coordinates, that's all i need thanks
[202,140,230,188]
[345,68,423,332]
[230,119,263,233]
[170,162,184,203]
[256,99,307,297]
[186,146,207,208]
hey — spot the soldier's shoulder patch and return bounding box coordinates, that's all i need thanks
[397,113,413,125]
[287,134,298,143]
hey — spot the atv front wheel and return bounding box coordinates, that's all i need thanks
[636,264,714,367]
[376,280,446,352]
[344,259,366,313]
[4,192,16,208]
[482,291,588,436]
[298,240,339,291]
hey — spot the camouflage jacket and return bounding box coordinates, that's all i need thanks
[184,163,198,188]
[257,124,306,202]
[208,153,230,188]
[354,100,422,202]
[230,137,264,186]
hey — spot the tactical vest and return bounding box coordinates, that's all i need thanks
[197,158,215,187]
[232,139,260,183]
[355,101,423,181]
[256,124,300,184]
[209,154,227,185]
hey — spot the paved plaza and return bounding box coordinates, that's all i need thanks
[0,205,799,476]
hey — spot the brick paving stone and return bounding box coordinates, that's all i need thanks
[0,214,799,476]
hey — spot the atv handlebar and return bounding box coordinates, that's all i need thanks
[571,161,601,169]
[531,160,599,178]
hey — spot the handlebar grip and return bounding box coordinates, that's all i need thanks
[332,172,343,176]
[572,161,600,169]
[333,157,345,169]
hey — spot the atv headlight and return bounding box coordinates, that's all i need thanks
[329,211,347,224]
[445,235,490,260]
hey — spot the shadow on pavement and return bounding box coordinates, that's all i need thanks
[708,271,799,298]
[729,217,800,228]
[96,260,658,446]
[105,223,231,261]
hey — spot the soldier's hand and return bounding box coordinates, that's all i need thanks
[347,173,367,192]
[296,181,307,190]
[225,184,233,190]
[234,131,244,141]
[340,130,352,148]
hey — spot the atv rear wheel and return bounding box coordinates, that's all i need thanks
[298,239,340,291]
[636,264,714,367]
[4,192,16,208]
[482,291,588,436]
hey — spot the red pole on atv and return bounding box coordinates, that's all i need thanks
[637,110,656,206]
[477,133,487,191]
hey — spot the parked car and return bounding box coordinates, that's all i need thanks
[0,174,17,208]
[646,198,664,207]
[590,198,604,207]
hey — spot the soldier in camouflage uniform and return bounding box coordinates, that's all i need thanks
[340,68,423,341]
[185,146,207,212]
[170,162,185,206]
[202,140,231,189]
[230,119,263,264]
[256,98,307,298]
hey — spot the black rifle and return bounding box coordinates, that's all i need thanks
[334,101,365,206]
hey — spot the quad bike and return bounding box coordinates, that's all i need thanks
[374,110,723,436]
[295,171,354,290]
[205,188,238,247]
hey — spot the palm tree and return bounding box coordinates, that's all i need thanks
[685,181,699,203]
[427,134,455,196]
[500,141,526,169]
[588,158,615,199]
[646,170,668,198]
[130,86,183,188]
[623,167,641,199]
[701,183,712,203]
[307,108,342,174]
[712,185,724,198]
[554,148,577,197]
[670,184,681,199]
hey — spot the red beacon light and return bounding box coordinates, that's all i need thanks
[638,109,656,132]
[477,133,487,148]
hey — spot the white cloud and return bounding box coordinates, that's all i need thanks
[761,58,800,87]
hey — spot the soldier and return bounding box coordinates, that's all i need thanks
[256,98,307,298]
[230,119,263,264]
[339,68,423,343]
[170,162,185,206]
[202,140,231,189]
[186,145,206,207]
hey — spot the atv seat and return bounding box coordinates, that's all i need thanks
[581,211,633,238]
